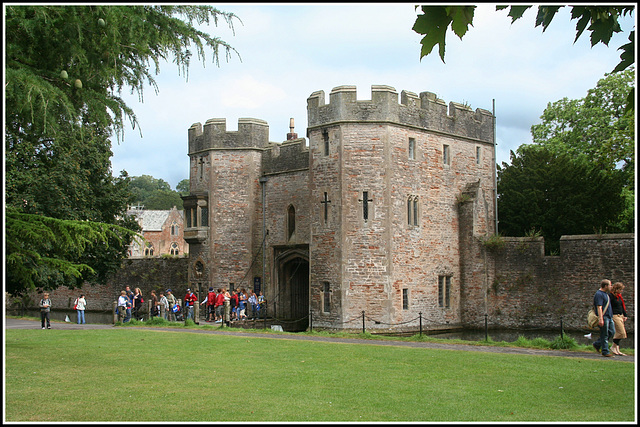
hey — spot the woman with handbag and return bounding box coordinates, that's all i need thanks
[75,294,87,324]
[610,282,628,356]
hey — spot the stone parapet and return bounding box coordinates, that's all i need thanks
[307,85,494,143]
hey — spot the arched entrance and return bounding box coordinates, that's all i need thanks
[274,248,309,331]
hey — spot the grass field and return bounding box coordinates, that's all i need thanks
[4,326,636,422]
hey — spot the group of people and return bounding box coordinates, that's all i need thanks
[592,279,629,357]
[200,287,266,323]
[116,286,148,323]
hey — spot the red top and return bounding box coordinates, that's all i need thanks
[184,292,197,307]
[215,292,225,307]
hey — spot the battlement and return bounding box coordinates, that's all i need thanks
[188,118,271,153]
[307,85,494,142]
[262,138,309,175]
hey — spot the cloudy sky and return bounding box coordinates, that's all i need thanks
[111,4,635,189]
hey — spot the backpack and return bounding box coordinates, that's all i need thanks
[207,292,216,305]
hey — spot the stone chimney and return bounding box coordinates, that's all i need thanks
[286,117,298,140]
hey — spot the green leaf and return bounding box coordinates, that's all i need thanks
[413,6,452,61]
[447,6,475,39]
[534,6,562,31]
[504,5,532,23]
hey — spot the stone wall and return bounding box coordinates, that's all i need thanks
[15,257,190,314]
[480,234,635,333]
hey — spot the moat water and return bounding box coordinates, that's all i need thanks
[9,309,634,349]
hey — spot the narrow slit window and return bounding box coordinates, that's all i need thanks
[443,145,450,166]
[408,138,415,160]
[413,197,419,226]
[287,205,296,239]
[476,146,481,165]
[362,191,372,221]
[402,288,409,310]
[323,131,329,156]
[323,282,331,313]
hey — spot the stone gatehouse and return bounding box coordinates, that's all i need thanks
[182,85,497,330]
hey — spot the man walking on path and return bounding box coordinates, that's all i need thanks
[593,279,616,357]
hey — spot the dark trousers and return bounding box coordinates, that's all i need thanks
[40,310,50,328]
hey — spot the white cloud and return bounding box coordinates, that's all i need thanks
[110,3,635,188]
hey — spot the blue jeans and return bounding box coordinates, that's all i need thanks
[124,308,131,323]
[77,310,85,324]
[187,306,194,320]
[594,316,615,355]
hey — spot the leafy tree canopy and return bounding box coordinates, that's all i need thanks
[497,145,628,254]
[176,179,190,196]
[5,6,239,296]
[128,175,186,209]
[531,67,635,184]
[413,5,635,110]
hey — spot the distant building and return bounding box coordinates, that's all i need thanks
[127,206,188,258]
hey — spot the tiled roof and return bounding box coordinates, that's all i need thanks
[128,210,171,232]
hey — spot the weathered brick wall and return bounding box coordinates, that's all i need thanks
[481,234,635,332]
[15,257,189,313]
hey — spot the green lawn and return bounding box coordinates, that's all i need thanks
[4,328,636,422]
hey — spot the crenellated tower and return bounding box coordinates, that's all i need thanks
[307,85,495,329]
[183,85,496,331]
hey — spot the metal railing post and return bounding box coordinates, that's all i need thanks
[362,311,365,334]
[419,312,423,337]
[484,313,489,341]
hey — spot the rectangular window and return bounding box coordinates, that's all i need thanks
[438,276,451,308]
[402,288,409,310]
[323,282,331,313]
[476,146,481,165]
[443,145,450,166]
[408,138,415,160]
[186,208,192,228]
[200,206,208,227]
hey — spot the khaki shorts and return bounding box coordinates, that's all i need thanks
[612,314,627,339]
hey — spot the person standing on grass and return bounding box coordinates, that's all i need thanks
[201,287,216,322]
[257,291,265,319]
[214,288,224,323]
[40,292,52,329]
[610,282,629,356]
[124,285,134,322]
[184,288,197,320]
[166,289,177,321]
[593,279,615,357]
[230,289,239,321]
[150,290,159,318]
[223,288,231,325]
[133,288,144,321]
[75,294,87,324]
[159,292,169,320]
[238,289,248,321]
[117,291,128,324]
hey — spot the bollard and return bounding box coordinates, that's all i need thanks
[310,310,313,333]
[112,301,117,324]
[560,317,564,340]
